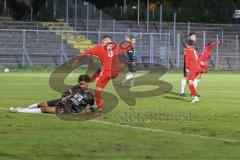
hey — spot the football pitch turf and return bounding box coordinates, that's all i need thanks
[0,71,240,160]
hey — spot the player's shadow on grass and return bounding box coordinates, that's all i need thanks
[168,91,191,98]
[163,96,189,102]
[168,91,181,96]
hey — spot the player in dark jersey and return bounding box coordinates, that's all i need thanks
[120,36,137,88]
[9,74,95,114]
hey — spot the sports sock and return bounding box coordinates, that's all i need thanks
[27,103,39,109]
[189,84,198,97]
[17,108,42,113]
[194,79,200,89]
[95,90,103,109]
[181,78,187,94]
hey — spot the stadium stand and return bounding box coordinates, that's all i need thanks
[0,17,240,70]
[42,22,94,53]
[0,21,79,66]
[71,19,240,70]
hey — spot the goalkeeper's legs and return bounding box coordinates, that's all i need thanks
[26,103,39,109]
[38,102,56,114]
[10,102,56,114]
[10,107,42,113]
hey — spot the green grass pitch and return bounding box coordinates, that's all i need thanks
[0,71,240,160]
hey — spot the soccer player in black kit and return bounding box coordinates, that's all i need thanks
[120,36,137,88]
[9,74,95,114]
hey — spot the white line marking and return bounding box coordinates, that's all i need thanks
[0,108,8,110]
[1,107,239,143]
[201,89,240,94]
[91,120,240,143]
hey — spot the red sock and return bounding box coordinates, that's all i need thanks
[95,90,103,108]
[189,84,198,97]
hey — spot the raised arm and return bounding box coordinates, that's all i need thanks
[201,40,221,61]
[118,41,132,53]
[205,40,221,51]
[72,46,99,67]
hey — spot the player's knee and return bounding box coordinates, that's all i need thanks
[188,80,194,85]
[41,106,48,113]
[41,107,47,113]
[38,102,48,108]
[96,87,103,91]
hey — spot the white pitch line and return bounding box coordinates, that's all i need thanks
[0,107,8,110]
[91,120,240,143]
[1,107,239,143]
[201,89,240,94]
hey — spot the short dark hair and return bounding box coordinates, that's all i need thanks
[78,74,91,83]
[101,35,112,40]
[189,33,196,37]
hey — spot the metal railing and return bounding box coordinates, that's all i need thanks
[0,28,239,71]
[175,32,240,71]
[0,29,171,68]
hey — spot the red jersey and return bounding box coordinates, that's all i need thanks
[76,42,130,71]
[200,41,220,62]
[199,41,220,72]
[185,46,201,72]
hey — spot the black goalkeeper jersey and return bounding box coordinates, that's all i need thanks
[126,47,136,62]
[59,85,94,113]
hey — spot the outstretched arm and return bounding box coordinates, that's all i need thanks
[72,46,98,67]
[118,40,132,53]
[201,40,221,61]
[206,40,221,51]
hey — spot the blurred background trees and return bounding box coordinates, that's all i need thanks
[2,0,240,23]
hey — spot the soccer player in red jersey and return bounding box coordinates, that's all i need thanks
[180,33,199,96]
[185,38,202,103]
[72,35,131,115]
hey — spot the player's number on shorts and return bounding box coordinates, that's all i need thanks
[107,44,114,57]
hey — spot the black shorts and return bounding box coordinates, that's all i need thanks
[47,99,68,114]
[127,62,136,73]
[47,99,61,107]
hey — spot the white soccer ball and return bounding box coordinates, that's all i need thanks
[4,68,10,73]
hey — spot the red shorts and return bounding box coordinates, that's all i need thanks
[200,62,208,73]
[97,70,119,89]
[187,71,199,81]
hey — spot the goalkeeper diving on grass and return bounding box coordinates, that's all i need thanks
[9,74,95,114]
